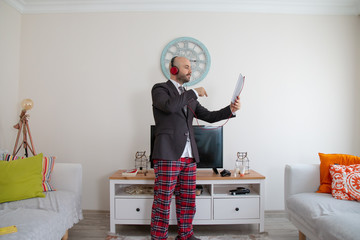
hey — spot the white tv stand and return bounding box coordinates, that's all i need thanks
[109,169,265,233]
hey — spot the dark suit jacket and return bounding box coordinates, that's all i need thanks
[151,80,234,163]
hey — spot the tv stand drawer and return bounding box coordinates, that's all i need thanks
[115,198,153,220]
[213,198,259,219]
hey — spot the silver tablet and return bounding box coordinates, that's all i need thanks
[231,73,245,103]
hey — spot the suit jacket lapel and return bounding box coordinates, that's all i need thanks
[166,80,188,117]
[166,80,179,96]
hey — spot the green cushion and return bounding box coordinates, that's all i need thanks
[0,153,45,203]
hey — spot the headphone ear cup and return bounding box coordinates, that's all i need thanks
[170,66,179,75]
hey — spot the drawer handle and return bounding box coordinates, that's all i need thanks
[235,207,239,212]
[136,208,140,212]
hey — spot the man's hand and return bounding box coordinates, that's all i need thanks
[230,96,241,113]
[194,87,208,97]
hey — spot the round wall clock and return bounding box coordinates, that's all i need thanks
[160,37,211,87]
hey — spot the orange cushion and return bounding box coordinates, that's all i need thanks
[317,153,360,193]
[329,164,360,201]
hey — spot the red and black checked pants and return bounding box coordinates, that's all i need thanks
[151,158,197,240]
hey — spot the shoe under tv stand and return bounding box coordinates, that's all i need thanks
[109,169,265,233]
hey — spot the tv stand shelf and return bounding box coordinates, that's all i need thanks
[109,169,265,233]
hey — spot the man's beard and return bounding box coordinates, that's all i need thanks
[178,73,191,84]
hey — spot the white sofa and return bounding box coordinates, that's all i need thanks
[285,164,360,240]
[0,163,83,240]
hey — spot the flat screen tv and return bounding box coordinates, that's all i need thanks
[150,125,223,173]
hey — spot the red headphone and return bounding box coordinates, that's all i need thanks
[170,56,179,75]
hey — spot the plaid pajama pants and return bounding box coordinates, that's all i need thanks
[151,158,197,240]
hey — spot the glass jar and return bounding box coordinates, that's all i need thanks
[236,152,250,175]
[234,158,242,177]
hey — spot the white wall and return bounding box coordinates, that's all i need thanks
[2,6,359,210]
[356,20,360,152]
[0,0,21,152]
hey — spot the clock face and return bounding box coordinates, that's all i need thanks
[160,37,211,87]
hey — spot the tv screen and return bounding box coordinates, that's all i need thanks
[150,125,223,169]
[194,126,223,168]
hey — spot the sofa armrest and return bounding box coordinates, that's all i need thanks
[51,163,82,195]
[284,164,320,208]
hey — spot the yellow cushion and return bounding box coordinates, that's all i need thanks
[317,153,360,193]
[0,153,45,203]
[2,154,56,192]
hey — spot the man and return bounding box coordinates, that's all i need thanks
[151,56,241,240]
